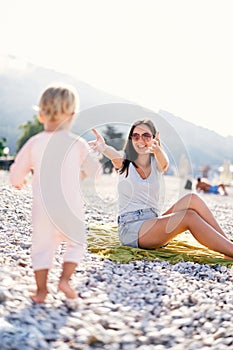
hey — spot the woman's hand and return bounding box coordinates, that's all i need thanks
[89,128,124,169]
[147,131,169,172]
[88,129,107,154]
[148,131,161,154]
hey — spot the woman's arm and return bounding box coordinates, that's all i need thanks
[148,132,169,172]
[153,147,169,173]
[89,129,124,169]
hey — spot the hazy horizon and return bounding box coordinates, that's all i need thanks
[1,0,233,137]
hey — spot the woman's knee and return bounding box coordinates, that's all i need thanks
[185,208,199,221]
[185,192,202,208]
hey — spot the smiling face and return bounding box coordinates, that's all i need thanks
[131,124,153,154]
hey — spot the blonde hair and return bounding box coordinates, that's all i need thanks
[38,84,79,122]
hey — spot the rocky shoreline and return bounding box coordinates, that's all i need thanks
[1,173,233,349]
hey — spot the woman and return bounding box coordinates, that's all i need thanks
[90,119,233,259]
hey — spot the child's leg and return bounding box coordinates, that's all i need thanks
[31,269,49,303]
[58,262,77,299]
[31,215,61,303]
[58,241,85,299]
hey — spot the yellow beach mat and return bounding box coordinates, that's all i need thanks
[87,223,233,266]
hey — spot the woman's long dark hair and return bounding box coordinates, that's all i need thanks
[119,119,157,177]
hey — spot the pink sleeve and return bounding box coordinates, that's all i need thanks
[9,139,33,188]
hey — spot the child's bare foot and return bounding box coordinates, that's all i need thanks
[30,290,48,303]
[58,280,77,299]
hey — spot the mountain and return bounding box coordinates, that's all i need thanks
[0,54,125,154]
[158,110,233,173]
[1,54,233,176]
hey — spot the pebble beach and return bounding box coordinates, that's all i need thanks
[0,171,233,350]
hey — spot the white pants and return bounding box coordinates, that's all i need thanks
[31,212,86,271]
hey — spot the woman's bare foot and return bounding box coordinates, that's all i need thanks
[58,279,77,299]
[30,290,48,303]
[224,255,233,261]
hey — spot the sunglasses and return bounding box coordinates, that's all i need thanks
[131,132,153,142]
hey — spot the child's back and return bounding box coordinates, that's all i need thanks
[10,84,100,303]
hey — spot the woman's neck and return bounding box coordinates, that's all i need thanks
[134,155,151,168]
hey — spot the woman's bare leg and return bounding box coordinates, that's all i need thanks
[162,193,228,239]
[138,209,233,258]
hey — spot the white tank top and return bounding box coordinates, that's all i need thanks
[117,157,165,216]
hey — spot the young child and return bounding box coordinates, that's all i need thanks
[10,84,100,303]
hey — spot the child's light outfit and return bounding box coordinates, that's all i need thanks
[117,157,165,248]
[10,130,99,270]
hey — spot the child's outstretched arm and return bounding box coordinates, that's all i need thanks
[9,139,33,189]
[89,129,124,169]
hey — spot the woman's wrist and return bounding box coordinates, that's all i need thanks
[102,145,122,161]
[100,143,108,154]
[151,144,161,155]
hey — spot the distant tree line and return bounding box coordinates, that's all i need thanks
[100,125,125,173]
[0,137,7,156]
[17,115,43,151]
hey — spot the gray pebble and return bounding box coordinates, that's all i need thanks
[0,177,233,349]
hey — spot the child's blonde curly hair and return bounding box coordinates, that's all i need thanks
[38,84,79,122]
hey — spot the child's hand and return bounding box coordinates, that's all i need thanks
[88,129,107,154]
[13,178,27,190]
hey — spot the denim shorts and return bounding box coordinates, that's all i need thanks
[117,208,158,248]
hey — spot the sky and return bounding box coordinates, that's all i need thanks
[1,0,233,137]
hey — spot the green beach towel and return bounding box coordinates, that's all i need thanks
[87,223,233,266]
